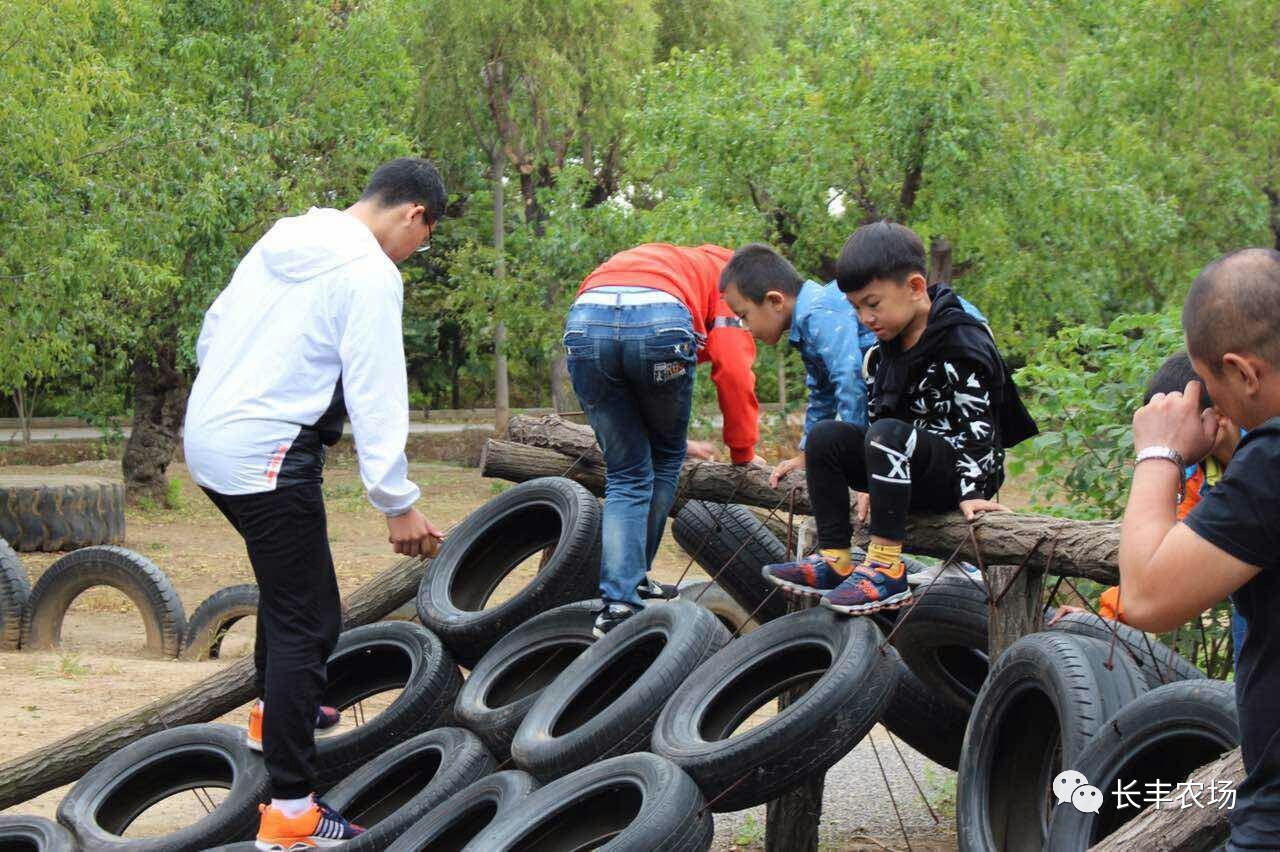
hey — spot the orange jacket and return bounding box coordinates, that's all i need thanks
[1098,465,1211,621]
[580,244,759,463]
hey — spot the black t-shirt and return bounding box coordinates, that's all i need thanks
[1185,418,1280,849]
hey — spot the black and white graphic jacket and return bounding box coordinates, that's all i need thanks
[866,285,1037,502]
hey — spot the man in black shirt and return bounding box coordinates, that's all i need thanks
[1120,247,1280,849]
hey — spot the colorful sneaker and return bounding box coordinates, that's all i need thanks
[637,576,678,600]
[761,552,850,599]
[821,561,913,615]
[593,602,637,638]
[254,800,364,850]
[247,703,342,752]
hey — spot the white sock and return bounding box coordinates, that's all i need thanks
[271,796,313,818]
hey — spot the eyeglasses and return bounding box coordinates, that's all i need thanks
[414,212,436,254]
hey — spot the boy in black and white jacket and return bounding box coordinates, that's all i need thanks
[764,221,1036,614]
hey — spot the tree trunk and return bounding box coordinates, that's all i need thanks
[121,345,188,506]
[929,237,953,285]
[1088,747,1240,852]
[492,147,510,436]
[987,562,1047,661]
[777,356,787,407]
[485,418,1123,584]
[0,552,431,809]
[11,387,32,445]
[765,595,824,851]
[550,353,571,413]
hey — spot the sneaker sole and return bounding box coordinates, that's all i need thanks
[820,590,913,615]
[256,840,350,850]
[764,572,836,600]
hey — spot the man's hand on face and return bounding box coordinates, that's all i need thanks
[1133,380,1219,462]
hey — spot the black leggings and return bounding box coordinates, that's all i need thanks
[204,483,341,800]
[806,418,960,547]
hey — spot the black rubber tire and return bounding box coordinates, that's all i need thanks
[461,752,712,852]
[0,474,126,552]
[511,600,730,782]
[956,632,1150,852]
[22,546,187,657]
[676,581,759,636]
[671,500,788,624]
[0,815,76,851]
[1045,679,1239,851]
[324,727,495,851]
[0,536,30,650]
[417,477,601,667]
[652,606,900,811]
[386,770,539,852]
[889,575,990,713]
[181,584,259,661]
[314,621,464,788]
[1046,607,1205,688]
[56,722,268,851]
[453,600,599,762]
[867,610,969,771]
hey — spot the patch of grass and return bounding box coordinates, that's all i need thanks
[489,480,510,496]
[166,477,184,510]
[733,812,763,847]
[58,653,90,679]
[924,764,957,820]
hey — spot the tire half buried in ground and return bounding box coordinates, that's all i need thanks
[417,477,601,667]
[386,770,539,852]
[1046,679,1239,851]
[453,600,599,762]
[651,606,899,811]
[461,753,711,852]
[0,536,29,650]
[314,621,463,788]
[323,727,495,851]
[56,723,268,851]
[510,600,729,782]
[182,584,258,661]
[956,632,1149,852]
[22,546,186,657]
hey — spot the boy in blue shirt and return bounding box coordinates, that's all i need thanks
[718,243,984,488]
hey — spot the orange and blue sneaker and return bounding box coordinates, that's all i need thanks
[255,799,364,850]
[761,552,850,599]
[821,561,912,615]
[247,702,342,752]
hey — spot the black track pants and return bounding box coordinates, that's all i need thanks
[805,418,960,546]
[204,483,341,799]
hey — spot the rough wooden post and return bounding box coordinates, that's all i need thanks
[765,594,825,851]
[928,237,953,285]
[986,561,1047,661]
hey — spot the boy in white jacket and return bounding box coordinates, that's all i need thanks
[184,158,446,849]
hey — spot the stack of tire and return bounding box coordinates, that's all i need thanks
[0,480,1237,851]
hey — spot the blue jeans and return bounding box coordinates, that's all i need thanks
[564,299,697,607]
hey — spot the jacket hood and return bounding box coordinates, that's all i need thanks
[258,207,382,282]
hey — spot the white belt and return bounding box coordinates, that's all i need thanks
[575,287,681,307]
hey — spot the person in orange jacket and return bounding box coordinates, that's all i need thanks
[1053,352,1244,655]
[567,244,764,636]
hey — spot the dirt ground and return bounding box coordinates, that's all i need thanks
[0,450,1001,849]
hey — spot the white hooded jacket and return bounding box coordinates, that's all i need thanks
[183,207,420,515]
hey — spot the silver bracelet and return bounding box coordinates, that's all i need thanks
[1135,445,1186,504]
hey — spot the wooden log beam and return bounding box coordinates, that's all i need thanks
[481,437,1121,584]
[0,553,430,809]
[1089,746,1240,851]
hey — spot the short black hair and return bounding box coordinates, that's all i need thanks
[719,243,804,302]
[361,157,447,224]
[1144,351,1212,408]
[1183,248,1280,372]
[835,221,927,293]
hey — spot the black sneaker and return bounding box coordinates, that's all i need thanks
[637,576,678,600]
[593,603,637,638]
